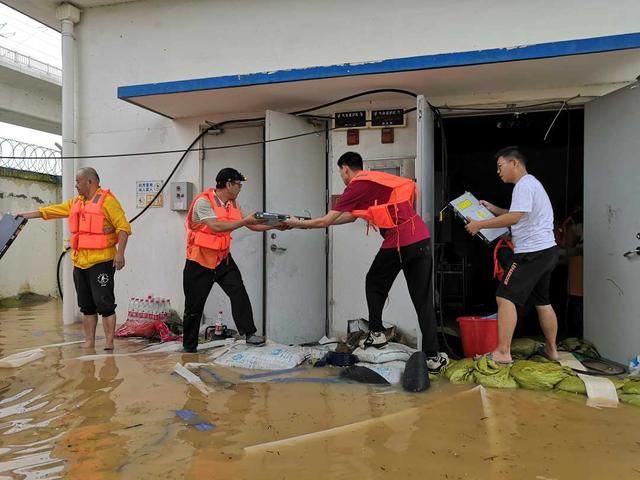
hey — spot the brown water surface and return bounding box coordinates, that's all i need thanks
[1,300,639,479]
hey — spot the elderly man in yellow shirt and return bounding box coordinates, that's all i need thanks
[18,167,131,350]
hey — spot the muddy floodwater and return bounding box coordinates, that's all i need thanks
[1,300,640,479]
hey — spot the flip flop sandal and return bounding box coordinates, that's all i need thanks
[474,352,514,365]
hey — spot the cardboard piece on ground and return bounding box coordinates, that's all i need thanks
[558,351,618,408]
[174,363,210,395]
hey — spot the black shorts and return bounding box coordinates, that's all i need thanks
[496,246,559,306]
[73,261,116,317]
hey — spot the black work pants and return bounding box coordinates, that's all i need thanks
[365,239,439,356]
[182,257,257,350]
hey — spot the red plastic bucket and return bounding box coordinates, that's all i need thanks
[457,316,498,358]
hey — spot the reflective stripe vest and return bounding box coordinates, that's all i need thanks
[68,189,117,250]
[493,237,514,282]
[350,170,418,229]
[185,189,242,268]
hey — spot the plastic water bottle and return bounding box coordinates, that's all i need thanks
[142,300,151,321]
[215,311,224,336]
[131,298,140,320]
[127,297,135,321]
[151,300,159,322]
[165,299,173,320]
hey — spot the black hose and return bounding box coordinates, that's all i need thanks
[56,88,420,298]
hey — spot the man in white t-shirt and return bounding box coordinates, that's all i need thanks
[465,147,559,364]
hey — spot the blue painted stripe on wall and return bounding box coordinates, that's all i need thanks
[118,32,640,99]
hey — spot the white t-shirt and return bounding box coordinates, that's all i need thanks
[509,174,556,254]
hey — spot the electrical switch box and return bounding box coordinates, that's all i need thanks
[170,181,193,211]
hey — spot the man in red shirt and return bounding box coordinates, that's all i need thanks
[285,151,448,373]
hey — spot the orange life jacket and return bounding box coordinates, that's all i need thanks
[186,189,242,269]
[493,237,514,281]
[68,189,117,251]
[350,170,417,229]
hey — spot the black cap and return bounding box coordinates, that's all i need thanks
[215,168,246,187]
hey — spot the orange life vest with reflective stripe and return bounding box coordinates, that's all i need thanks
[493,238,514,281]
[350,170,418,229]
[68,189,117,251]
[186,189,242,269]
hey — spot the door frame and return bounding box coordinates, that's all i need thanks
[261,115,330,337]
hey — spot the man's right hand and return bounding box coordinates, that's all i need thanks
[243,212,266,226]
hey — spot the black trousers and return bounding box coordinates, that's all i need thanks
[182,257,257,350]
[365,239,439,356]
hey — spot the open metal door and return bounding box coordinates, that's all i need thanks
[584,83,640,363]
[416,95,435,350]
[264,110,327,344]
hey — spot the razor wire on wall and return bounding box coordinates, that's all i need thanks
[0,137,61,176]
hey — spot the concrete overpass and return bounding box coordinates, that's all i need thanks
[0,46,61,134]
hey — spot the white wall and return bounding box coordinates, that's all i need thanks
[80,0,640,85]
[329,104,419,343]
[0,171,61,298]
[72,0,640,325]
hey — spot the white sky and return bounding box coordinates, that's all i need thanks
[0,3,61,67]
[0,3,61,149]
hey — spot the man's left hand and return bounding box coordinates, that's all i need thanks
[113,253,125,270]
[465,218,483,236]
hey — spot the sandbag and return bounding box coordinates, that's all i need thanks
[621,379,640,395]
[352,342,416,364]
[355,361,405,385]
[473,356,517,389]
[510,338,540,359]
[558,337,600,358]
[510,360,572,390]
[444,358,476,384]
[556,375,586,394]
[619,394,640,407]
[214,343,307,370]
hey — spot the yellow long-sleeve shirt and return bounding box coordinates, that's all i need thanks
[39,188,132,269]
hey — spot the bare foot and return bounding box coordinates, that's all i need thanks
[83,341,95,348]
[489,350,514,364]
[545,345,560,361]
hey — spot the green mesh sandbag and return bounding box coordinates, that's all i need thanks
[558,338,600,358]
[473,356,518,389]
[619,394,640,407]
[556,375,586,394]
[510,360,572,390]
[556,376,628,395]
[622,379,640,395]
[444,358,475,384]
[510,338,540,359]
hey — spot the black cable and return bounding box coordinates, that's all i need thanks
[438,97,580,113]
[55,88,420,298]
[291,88,417,115]
[429,104,458,359]
[7,89,420,162]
